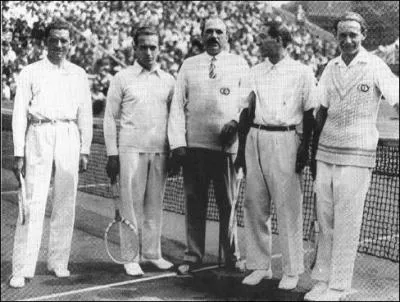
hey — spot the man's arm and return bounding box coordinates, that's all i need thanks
[167,63,188,176]
[296,66,317,174]
[104,73,123,180]
[77,72,93,173]
[12,69,30,180]
[310,105,328,180]
[234,91,255,175]
[295,109,314,173]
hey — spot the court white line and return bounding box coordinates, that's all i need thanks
[21,272,177,301]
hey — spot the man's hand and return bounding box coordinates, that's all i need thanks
[234,151,246,176]
[79,154,89,173]
[106,155,119,183]
[310,156,317,181]
[167,147,186,176]
[13,156,25,184]
[295,142,308,174]
[220,120,238,149]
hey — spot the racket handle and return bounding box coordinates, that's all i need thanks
[115,209,122,221]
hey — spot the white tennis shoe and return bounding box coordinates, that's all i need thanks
[278,274,299,290]
[124,262,144,276]
[142,257,174,270]
[304,281,328,301]
[47,265,70,278]
[312,288,349,301]
[9,276,25,288]
[242,269,273,285]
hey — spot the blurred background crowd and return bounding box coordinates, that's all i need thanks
[1,1,398,116]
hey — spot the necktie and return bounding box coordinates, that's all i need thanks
[209,56,216,79]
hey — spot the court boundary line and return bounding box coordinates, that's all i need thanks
[20,255,292,302]
[19,262,239,302]
[20,272,178,301]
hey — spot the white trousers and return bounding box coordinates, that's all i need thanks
[119,152,167,261]
[244,128,304,275]
[12,122,80,277]
[311,161,372,290]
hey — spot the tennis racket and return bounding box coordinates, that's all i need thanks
[218,168,243,267]
[309,182,319,270]
[17,174,26,225]
[104,180,139,264]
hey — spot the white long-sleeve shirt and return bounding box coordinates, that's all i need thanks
[12,57,93,156]
[168,51,249,153]
[103,63,175,155]
[248,56,316,127]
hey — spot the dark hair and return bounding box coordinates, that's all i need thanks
[334,11,368,34]
[133,26,160,45]
[200,17,229,37]
[265,21,292,48]
[44,20,71,38]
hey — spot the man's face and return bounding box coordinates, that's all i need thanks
[337,20,365,57]
[46,29,71,64]
[257,26,281,58]
[135,34,159,70]
[202,19,228,56]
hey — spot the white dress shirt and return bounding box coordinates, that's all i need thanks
[168,51,249,152]
[104,62,175,155]
[12,57,93,156]
[248,56,316,126]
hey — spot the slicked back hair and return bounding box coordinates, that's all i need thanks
[133,26,160,46]
[334,11,368,35]
[264,21,292,48]
[44,20,71,39]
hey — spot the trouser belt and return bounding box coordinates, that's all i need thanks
[29,117,77,125]
[251,123,296,131]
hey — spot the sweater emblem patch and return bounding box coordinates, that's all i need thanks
[220,88,231,95]
[358,83,370,93]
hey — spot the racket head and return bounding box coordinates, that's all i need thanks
[104,215,139,264]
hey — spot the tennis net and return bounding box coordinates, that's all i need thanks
[2,111,399,262]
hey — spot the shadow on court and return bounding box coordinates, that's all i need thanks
[1,167,399,301]
[1,168,302,301]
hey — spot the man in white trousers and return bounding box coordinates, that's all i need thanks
[10,21,93,288]
[306,12,399,301]
[235,21,316,289]
[104,26,175,276]
[168,17,249,274]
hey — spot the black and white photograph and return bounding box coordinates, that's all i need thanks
[1,1,399,301]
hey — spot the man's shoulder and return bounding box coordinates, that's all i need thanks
[250,61,266,73]
[182,53,204,66]
[291,59,314,75]
[224,52,248,65]
[366,51,390,67]
[20,59,43,73]
[158,69,175,82]
[65,60,88,75]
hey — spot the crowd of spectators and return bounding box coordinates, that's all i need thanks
[2,1,343,114]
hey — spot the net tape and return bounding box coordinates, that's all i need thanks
[2,113,398,262]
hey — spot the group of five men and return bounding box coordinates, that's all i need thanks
[10,11,399,302]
